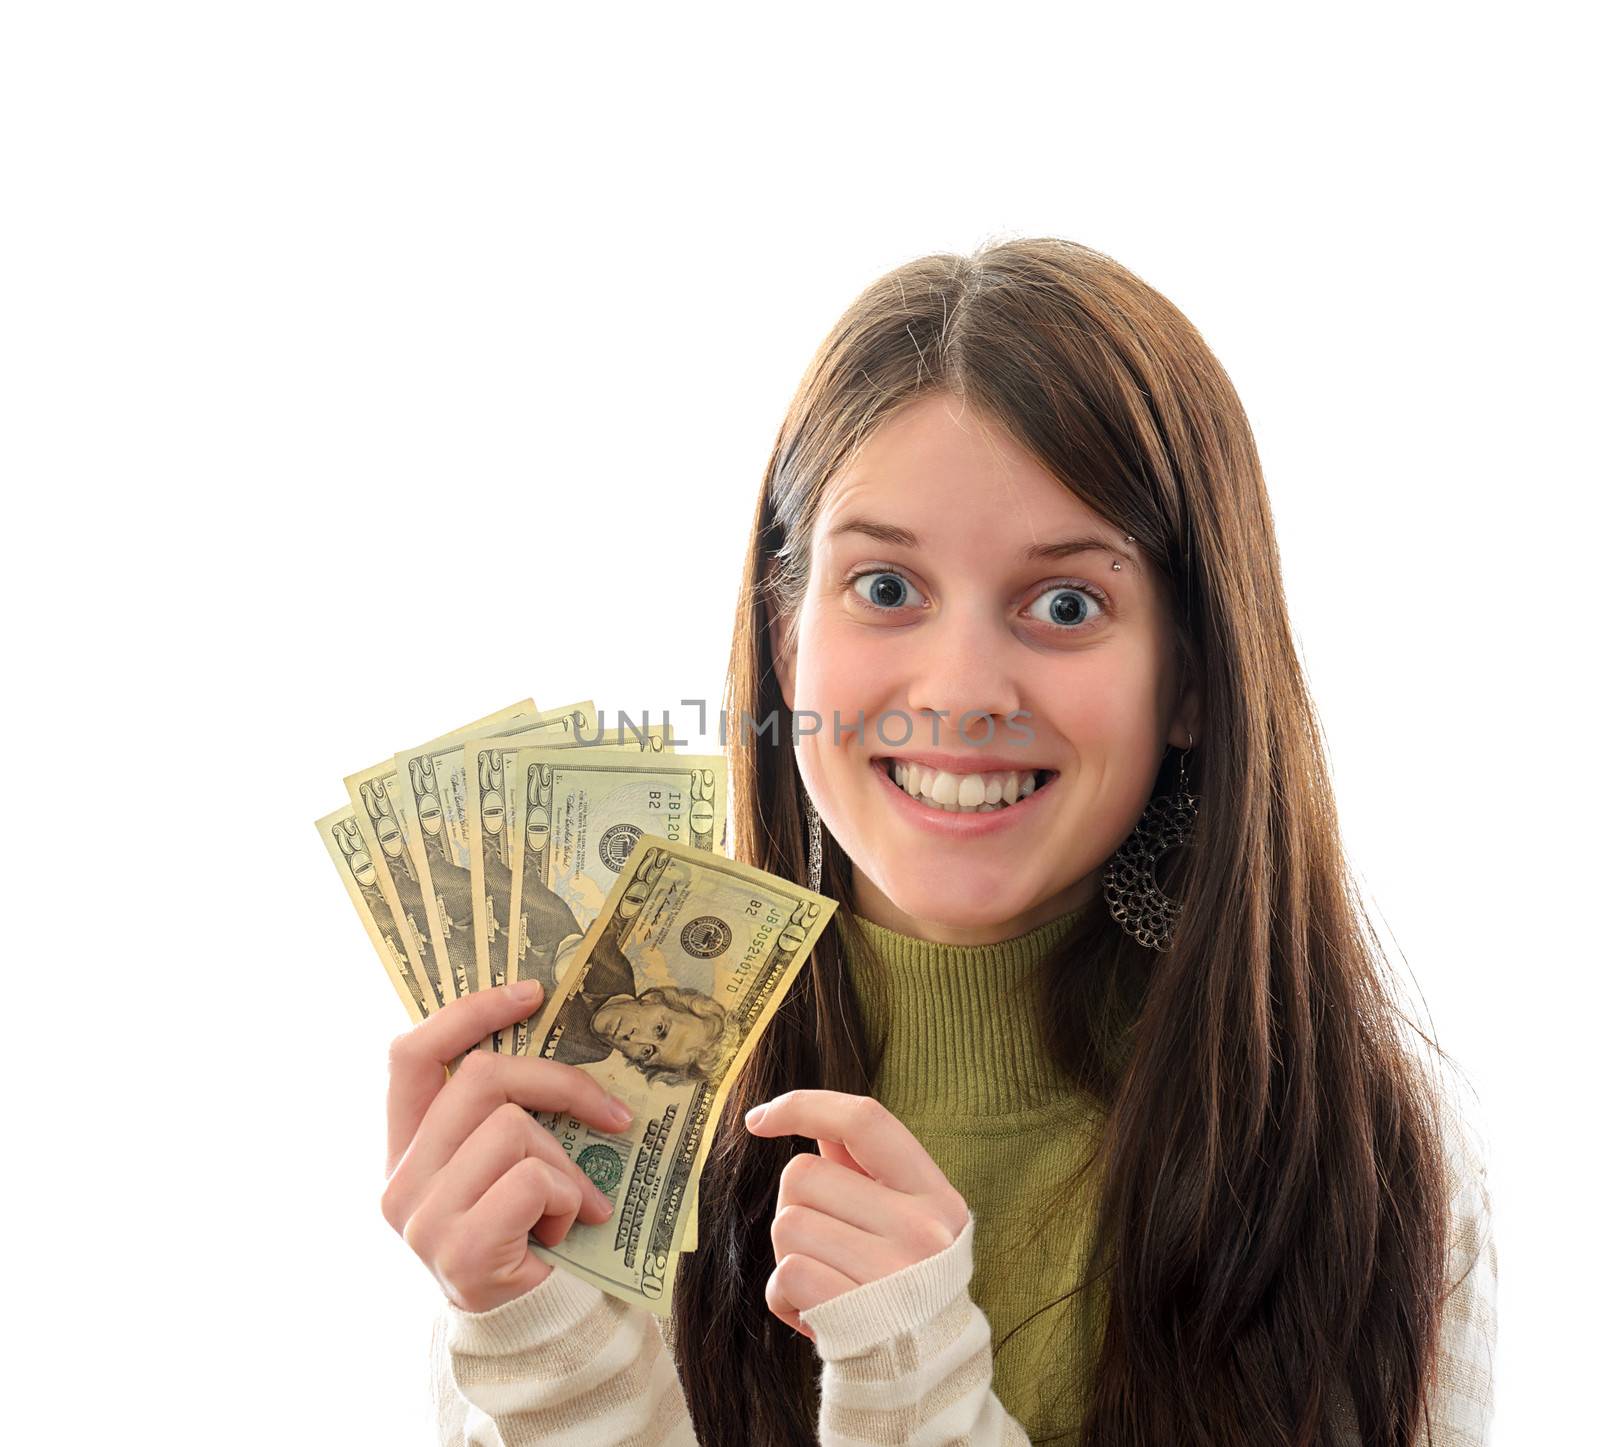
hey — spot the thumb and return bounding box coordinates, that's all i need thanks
[816,1138,870,1177]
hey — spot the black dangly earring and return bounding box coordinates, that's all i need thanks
[804,793,823,894]
[792,718,824,893]
[1103,732,1200,952]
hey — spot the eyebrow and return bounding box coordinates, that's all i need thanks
[825,517,1139,568]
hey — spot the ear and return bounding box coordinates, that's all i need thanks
[1170,672,1204,751]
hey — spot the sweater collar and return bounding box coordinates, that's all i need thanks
[840,905,1090,1123]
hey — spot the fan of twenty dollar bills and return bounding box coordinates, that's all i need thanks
[315,696,839,1318]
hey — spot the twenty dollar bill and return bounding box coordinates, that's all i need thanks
[520,835,837,1317]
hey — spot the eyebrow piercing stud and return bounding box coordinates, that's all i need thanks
[1111,532,1135,571]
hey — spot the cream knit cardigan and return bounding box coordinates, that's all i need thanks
[426,1099,1497,1446]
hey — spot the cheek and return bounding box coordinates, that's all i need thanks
[1055,652,1176,833]
[792,621,889,779]
[1035,650,1165,750]
[788,616,879,832]
[794,608,874,713]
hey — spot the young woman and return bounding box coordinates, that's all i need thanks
[390,238,1497,1445]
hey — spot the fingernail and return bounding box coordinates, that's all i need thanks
[595,1191,614,1218]
[744,1103,768,1128]
[508,980,541,1003]
[608,1096,634,1127]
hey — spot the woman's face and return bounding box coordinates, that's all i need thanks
[773,390,1200,945]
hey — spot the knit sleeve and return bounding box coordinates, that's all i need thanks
[794,1136,1500,1447]
[428,1266,700,1447]
[1423,1097,1498,1444]
[798,1210,1030,1446]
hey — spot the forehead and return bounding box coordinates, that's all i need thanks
[817,392,1117,551]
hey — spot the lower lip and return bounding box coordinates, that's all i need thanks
[870,758,1057,839]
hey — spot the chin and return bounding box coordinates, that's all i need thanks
[883,876,1035,933]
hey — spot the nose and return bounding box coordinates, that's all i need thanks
[903,600,1025,744]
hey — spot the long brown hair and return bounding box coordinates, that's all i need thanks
[670,236,1469,1445]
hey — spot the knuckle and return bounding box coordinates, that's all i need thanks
[491,1099,531,1139]
[527,1160,578,1224]
[524,1154,560,1194]
[378,1180,403,1233]
[401,1209,435,1260]
[851,1094,888,1127]
[763,1264,787,1315]
[376,1178,409,1229]
[511,1155,551,1203]
[527,1151,557,1182]
[770,1202,808,1248]
[431,1229,476,1287]
[912,1214,955,1255]
[551,1167,583,1210]
[779,1151,820,1188]
[455,1048,497,1086]
[386,1030,417,1071]
[772,1252,811,1296]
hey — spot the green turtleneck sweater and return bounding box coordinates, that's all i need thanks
[840,904,1110,1443]
[436,903,1496,1446]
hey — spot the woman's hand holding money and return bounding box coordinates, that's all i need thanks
[381,981,636,1313]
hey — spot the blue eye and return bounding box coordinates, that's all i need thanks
[1025,585,1107,629]
[850,571,925,611]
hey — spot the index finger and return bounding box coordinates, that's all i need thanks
[744,1089,947,1197]
[387,981,544,1172]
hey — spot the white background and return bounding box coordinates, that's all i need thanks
[4,3,1591,1441]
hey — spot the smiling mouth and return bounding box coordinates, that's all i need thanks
[871,757,1058,813]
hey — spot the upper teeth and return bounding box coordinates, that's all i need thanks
[888,761,1042,812]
